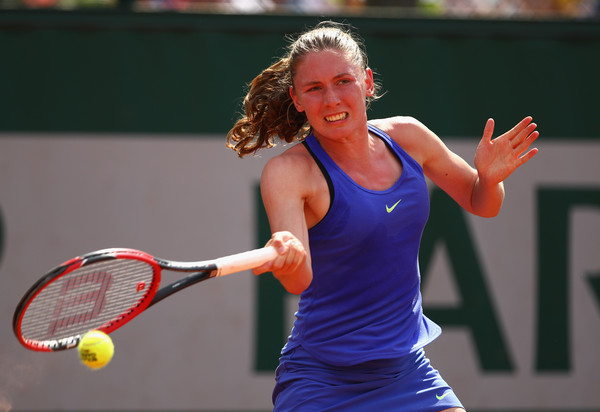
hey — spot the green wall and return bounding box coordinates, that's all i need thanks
[1,10,599,138]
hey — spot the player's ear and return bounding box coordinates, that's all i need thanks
[290,86,304,112]
[365,67,375,97]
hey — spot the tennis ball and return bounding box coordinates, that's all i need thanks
[77,330,114,370]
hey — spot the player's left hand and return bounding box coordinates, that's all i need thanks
[474,116,539,186]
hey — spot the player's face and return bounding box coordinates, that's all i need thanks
[290,49,374,141]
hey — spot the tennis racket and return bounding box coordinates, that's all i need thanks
[13,246,277,352]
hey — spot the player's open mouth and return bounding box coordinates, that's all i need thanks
[325,112,348,122]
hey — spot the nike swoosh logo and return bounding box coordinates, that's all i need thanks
[385,199,402,213]
[436,391,450,401]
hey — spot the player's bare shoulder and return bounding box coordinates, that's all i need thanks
[263,143,314,178]
[369,116,427,140]
[261,143,322,196]
[369,116,434,165]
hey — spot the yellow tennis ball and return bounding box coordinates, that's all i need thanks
[77,330,114,370]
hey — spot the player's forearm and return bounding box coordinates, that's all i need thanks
[470,177,505,218]
[274,259,313,295]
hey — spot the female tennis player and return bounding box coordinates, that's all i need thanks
[227,21,539,411]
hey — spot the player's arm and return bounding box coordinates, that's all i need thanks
[435,116,538,217]
[413,118,504,217]
[379,116,538,217]
[252,151,313,295]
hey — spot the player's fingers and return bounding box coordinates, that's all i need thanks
[253,236,287,274]
[253,251,289,275]
[253,262,272,275]
[507,116,533,142]
[511,122,538,149]
[511,124,539,160]
[285,241,306,273]
[481,118,495,144]
[263,246,286,272]
[516,147,539,167]
[267,236,287,254]
[278,239,303,270]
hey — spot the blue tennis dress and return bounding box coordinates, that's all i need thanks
[272,124,464,411]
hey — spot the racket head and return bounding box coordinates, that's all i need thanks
[13,248,161,352]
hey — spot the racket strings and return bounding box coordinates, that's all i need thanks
[20,259,155,342]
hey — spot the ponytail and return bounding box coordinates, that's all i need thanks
[226,58,310,157]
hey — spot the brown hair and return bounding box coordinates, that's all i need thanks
[226,21,380,157]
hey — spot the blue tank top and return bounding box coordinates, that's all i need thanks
[282,124,441,366]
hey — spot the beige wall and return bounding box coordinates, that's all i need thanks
[1,134,599,410]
